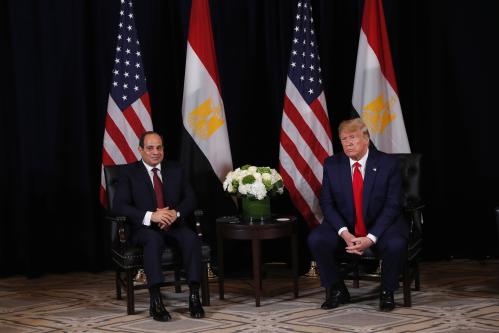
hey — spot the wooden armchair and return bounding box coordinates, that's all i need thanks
[104,165,211,315]
[340,153,423,307]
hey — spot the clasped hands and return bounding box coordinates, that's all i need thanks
[341,230,373,255]
[151,207,178,230]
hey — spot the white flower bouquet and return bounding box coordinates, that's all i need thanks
[223,165,284,200]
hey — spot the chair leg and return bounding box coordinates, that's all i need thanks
[201,263,210,306]
[174,269,182,293]
[352,264,360,288]
[116,269,122,300]
[414,261,421,291]
[403,265,412,307]
[126,269,135,315]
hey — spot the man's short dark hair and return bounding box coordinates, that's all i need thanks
[139,131,164,148]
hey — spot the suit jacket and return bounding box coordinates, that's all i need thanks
[320,148,408,239]
[113,160,197,230]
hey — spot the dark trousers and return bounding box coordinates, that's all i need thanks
[308,222,407,291]
[132,224,202,288]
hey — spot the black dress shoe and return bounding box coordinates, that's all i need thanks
[189,288,205,318]
[149,297,172,322]
[379,290,395,311]
[321,281,351,309]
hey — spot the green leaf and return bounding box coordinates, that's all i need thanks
[256,166,271,174]
[242,174,256,184]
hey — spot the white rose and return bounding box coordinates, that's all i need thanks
[250,182,267,200]
[254,172,262,182]
[238,184,249,195]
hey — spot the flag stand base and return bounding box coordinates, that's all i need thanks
[133,269,147,285]
[305,260,319,278]
[207,262,217,280]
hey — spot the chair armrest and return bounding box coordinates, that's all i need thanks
[106,215,129,244]
[106,211,206,243]
[106,215,127,223]
[193,210,204,238]
[405,203,425,212]
[404,204,424,235]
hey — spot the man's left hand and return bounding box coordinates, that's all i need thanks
[345,236,373,255]
[158,207,178,230]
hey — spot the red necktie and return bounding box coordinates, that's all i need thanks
[353,162,367,236]
[152,168,165,209]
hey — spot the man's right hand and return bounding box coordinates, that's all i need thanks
[340,230,356,248]
[151,208,176,230]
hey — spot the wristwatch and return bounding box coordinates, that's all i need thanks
[176,211,181,218]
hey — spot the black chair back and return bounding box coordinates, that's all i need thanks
[394,153,422,209]
[104,165,127,245]
[104,165,125,212]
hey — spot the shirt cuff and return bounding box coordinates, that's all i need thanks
[143,211,152,226]
[367,233,377,244]
[338,227,348,236]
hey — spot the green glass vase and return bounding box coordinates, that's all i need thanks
[242,196,271,221]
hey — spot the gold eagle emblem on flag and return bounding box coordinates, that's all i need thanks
[187,98,224,139]
[361,94,397,134]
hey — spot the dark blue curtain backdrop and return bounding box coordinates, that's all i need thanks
[1,0,498,277]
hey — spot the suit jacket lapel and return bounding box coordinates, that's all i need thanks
[340,154,355,225]
[363,149,379,219]
[160,163,170,207]
[137,161,156,208]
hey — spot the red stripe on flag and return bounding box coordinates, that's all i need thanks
[280,130,322,198]
[309,99,332,141]
[279,163,320,228]
[122,105,146,139]
[361,0,398,93]
[101,148,114,166]
[187,0,221,91]
[99,186,108,208]
[104,115,137,163]
[284,96,329,164]
[140,92,152,116]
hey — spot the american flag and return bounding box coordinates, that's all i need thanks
[99,0,153,206]
[279,0,333,228]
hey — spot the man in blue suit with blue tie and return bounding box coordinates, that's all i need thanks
[308,118,408,311]
[113,131,204,321]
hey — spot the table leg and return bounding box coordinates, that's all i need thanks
[217,225,224,300]
[252,238,261,307]
[292,232,299,298]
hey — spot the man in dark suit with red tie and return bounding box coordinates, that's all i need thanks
[113,131,204,321]
[308,118,408,311]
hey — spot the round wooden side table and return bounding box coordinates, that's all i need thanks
[216,215,298,307]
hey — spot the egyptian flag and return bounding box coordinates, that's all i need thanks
[180,0,236,240]
[352,0,410,153]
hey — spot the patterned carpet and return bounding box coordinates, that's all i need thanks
[1,259,499,332]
